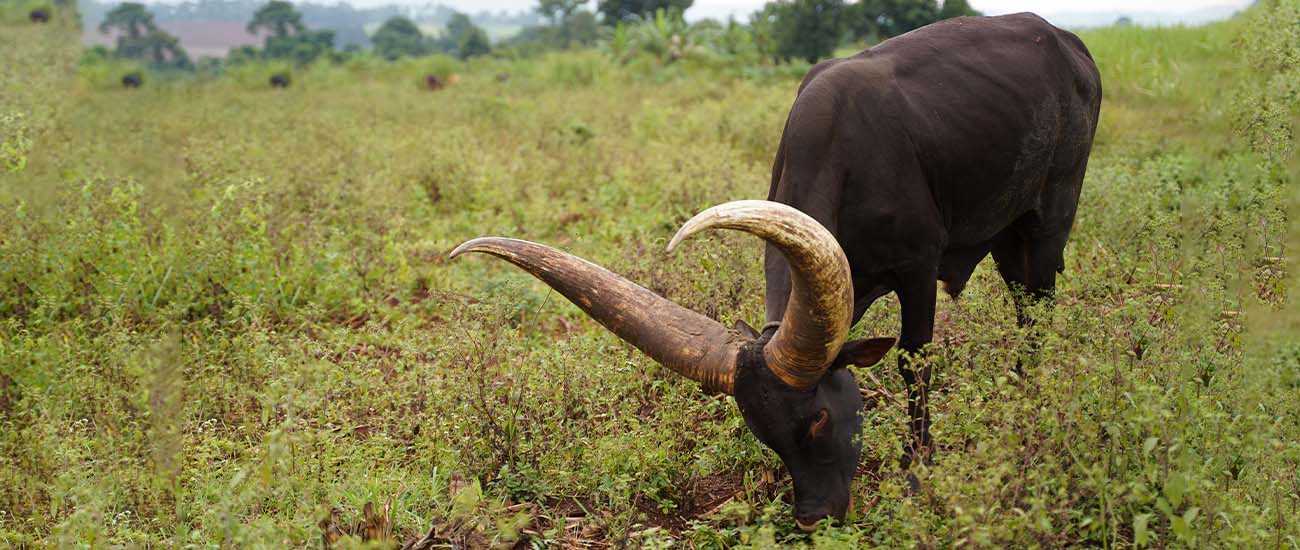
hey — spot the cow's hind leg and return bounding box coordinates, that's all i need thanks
[992,220,1068,373]
[895,267,938,480]
[1000,147,1086,326]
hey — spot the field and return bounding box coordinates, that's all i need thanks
[1,2,1298,548]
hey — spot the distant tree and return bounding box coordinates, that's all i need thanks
[444,12,477,44]
[938,0,979,19]
[762,0,845,63]
[458,26,492,58]
[227,45,260,65]
[372,16,427,60]
[596,0,693,23]
[248,0,305,38]
[99,3,191,70]
[99,2,155,39]
[140,30,191,67]
[849,0,979,41]
[433,11,491,56]
[559,10,600,46]
[246,1,336,66]
[264,29,335,65]
[537,0,588,23]
[505,9,600,51]
[748,8,777,60]
[1115,15,1133,26]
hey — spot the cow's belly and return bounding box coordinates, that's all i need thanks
[943,179,1042,245]
[939,89,1067,245]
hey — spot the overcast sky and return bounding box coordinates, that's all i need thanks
[338,0,1255,21]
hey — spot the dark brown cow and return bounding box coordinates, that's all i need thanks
[453,13,1101,529]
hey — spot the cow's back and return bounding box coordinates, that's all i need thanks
[848,13,1101,244]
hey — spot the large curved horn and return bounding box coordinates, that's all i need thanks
[450,237,743,394]
[668,200,852,389]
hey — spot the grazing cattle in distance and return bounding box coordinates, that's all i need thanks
[121,72,142,88]
[270,73,291,88]
[452,12,1101,530]
[424,74,443,91]
[29,9,50,23]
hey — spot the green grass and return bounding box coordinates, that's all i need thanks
[1,3,1297,548]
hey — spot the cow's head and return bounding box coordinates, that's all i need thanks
[451,200,893,530]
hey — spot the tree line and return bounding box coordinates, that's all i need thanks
[79,0,545,49]
[89,0,496,72]
[87,0,979,75]
[506,0,979,62]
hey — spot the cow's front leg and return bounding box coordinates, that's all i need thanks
[895,269,937,474]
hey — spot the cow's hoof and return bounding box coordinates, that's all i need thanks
[903,471,923,496]
[899,449,931,496]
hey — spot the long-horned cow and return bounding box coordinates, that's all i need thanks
[452,13,1101,529]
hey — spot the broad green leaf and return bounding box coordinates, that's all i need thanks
[1134,513,1151,547]
[1164,472,1187,508]
[450,478,483,521]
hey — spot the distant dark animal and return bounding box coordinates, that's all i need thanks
[494,72,510,83]
[452,12,1101,530]
[121,72,142,88]
[424,74,442,91]
[29,9,50,23]
[269,73,291,88]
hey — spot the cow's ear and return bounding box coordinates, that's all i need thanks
[830,338,895,370]
[732,319,760,339]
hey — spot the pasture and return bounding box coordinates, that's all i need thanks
[1,2,1298,547]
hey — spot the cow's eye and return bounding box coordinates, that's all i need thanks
[807,409,830,439]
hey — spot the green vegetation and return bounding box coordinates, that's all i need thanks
[504,9,601,52]
[1,1,1297,548]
